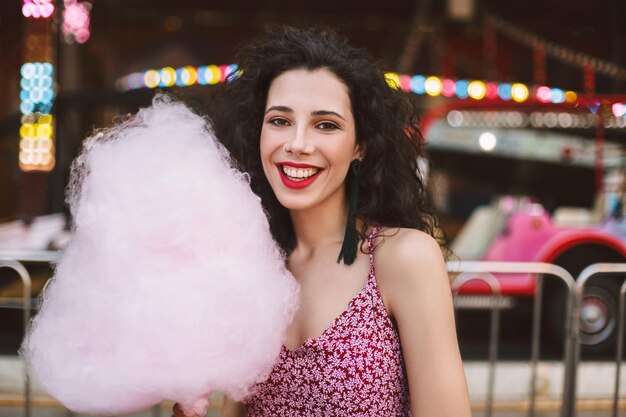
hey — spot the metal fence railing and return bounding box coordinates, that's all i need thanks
[448,261,577,417]
[4,252,626,417]
[0,250,60,417]
[451,270,502,417]
[573,263,626,417]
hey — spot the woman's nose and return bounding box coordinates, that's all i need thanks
[285,127,314,154]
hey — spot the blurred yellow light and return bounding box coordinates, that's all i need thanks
[425,76,443,96]
[565,91,577,103]
[37,123,53,138]
[184,66,197,86]
[468,81,486,100]
[160,67,176,87]
[39,114,53,125]
[144,70,160,88]
[20,124,35,138]
[384,72,400,90]
[511,83,529,102]
[208,65,221,85]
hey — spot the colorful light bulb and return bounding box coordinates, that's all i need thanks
[424,76,443,96]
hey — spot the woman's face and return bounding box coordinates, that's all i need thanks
[260,68,361,212]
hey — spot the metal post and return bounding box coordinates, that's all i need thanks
[528,273,543,417]
[452,271,501,417]
[0,261,33,417]
[612,281,626,417]
[562,280,579,417]
[574,263,626,417]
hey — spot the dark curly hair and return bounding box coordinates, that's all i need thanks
[207,26,442,256]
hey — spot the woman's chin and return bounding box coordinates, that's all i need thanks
[276,197,315,212]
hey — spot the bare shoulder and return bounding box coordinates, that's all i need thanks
[377,227,442,259]
[375,227,446,280]
[374,227,450,314]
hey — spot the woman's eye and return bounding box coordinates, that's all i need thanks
[317,122,339,131]
[269,118,290,126]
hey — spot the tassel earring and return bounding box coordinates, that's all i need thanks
[337,159,361,265]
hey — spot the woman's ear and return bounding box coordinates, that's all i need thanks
[353,142,366,160]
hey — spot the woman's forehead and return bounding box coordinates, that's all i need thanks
[266,68,352,115]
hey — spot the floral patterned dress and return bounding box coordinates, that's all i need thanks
[243,226,411,416]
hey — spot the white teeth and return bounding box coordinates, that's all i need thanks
[281,165,320,180]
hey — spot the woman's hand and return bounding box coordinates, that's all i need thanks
[221,396,247,417]
[171,402,202,417]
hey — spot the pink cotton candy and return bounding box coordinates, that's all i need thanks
[21,94,299,416]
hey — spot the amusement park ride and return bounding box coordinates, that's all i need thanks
[422,94,626,355]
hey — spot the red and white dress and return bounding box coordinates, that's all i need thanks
[243,226,411,416]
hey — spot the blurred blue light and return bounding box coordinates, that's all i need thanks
[21,63,36,79]
[128,73,144,89]
[551,88,565,103]
[175,68,189,86]
[39,103,53,114]
[197,66,209,85]
[455,80,469,99]
[498,83,512,100]
[41,76,53,88]
[410,75,426,94]
[20,101,35,115]
[20,78,33,90]
[225,64,239,82]
[42,90,54,103]
[41,63,53,76]
[31,90,44,102]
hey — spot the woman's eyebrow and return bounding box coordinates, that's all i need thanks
[311,110,346,121]
[265,105,292,115]
[264,106,346,122]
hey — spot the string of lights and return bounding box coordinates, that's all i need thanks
[22,0,55,19]
[115,65,625,118]
[18,0,93,172]
[62,0,92,44]
[116,64,239,90]
[20,1,56,172]
[446,110,626,130]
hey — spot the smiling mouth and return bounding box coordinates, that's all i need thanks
[281,165,321,181]
[276,164,323,189]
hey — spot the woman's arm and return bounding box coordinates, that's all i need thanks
[221,396,247,417]
[378,229,471,417]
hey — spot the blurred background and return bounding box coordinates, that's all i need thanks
[0,0,624,226]
[2,0,626,416]
[1,0,626,236]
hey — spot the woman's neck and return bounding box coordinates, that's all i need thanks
[289,192,348,256]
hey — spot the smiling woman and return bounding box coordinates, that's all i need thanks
[184,26,472,417]
[260,69,360,211]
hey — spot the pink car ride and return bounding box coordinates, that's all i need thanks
[452,196,626,355]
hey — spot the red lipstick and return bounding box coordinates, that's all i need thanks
[276,163,323,190]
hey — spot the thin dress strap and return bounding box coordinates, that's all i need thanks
[367,225,380,275]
